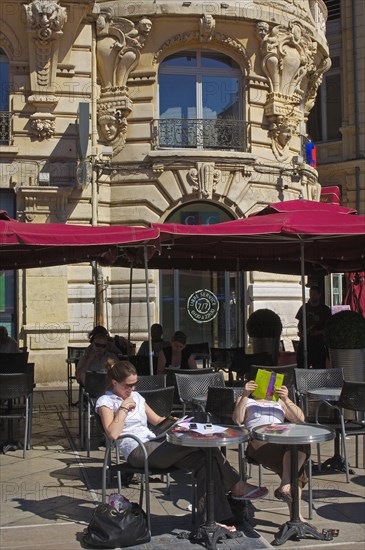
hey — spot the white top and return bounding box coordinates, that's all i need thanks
[245,398,285,431]
[95,390,156,459]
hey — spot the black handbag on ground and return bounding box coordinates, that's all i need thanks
[83,503,150,548]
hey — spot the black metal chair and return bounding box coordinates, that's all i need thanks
[0,352,29,371]
[81,371,109,455]
[184,342,211,368]
[164,367,215,408]
[66,346,88,406]
[0,370,34,458]
[128,355,158,376]
[137,374,166,391]
[314,380,365,483]
[211,348,273,384]
[175,371,225,415]
[139,386,175,418]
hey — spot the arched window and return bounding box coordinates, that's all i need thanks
[0,48,11,144]
[157,51,245,150]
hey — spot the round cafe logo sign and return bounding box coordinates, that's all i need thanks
[187,289,219,324]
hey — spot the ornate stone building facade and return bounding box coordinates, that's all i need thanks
[0,0,334,382]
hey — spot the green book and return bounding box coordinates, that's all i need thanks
[252,369,284,401]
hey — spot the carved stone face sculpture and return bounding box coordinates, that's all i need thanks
[277,124,293,147]
[138,18,152,35]
[99,114,118,142]
[256,21,269,41]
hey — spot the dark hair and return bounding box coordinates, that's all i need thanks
[88,325,109,343]
[106,360,137,383]
[0,326,9,345]
[310,286,321,293]
[172,330,187,345]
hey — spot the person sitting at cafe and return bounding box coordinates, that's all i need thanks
[232,379,310,523]
[76,325,119,385]
[137,323,169,357]
[0,326,20,353]
[96,360,268,526]
[157,330,197,374]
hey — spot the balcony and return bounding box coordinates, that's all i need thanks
[152,118,250,152]
[0,111,12,145]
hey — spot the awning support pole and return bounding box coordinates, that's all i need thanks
[128,263,133,349]
[144,246,154,375]
[300,240,308,369]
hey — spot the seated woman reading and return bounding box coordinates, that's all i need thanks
[157,330,196,374]
[232,380,310,522]
[96,361,268,527]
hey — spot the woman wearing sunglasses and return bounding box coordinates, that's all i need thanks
[76,326,119,385]
[96,360,268,528]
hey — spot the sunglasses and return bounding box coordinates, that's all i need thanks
[125,381,138,389]
[94,342,107,349]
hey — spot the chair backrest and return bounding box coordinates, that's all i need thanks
[185,342,211,368]
[175,371,225,404]
[0,352,29,371]
[233,352,273,376]
[67,346,88,360]
[338,381,365,412]
[84,372,110,398]
[137,374,166,391]
[294,367,344,395]
[128,355,158,375]
[205,386,243,424]
[210,347,245,370]
[0,372,33,401]
[139,386,175,417]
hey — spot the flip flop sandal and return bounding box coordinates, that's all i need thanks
[230,486,269,501]
[216,523,236,532]
[274,488,292,504]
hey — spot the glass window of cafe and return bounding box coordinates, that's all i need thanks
[0,190,16,337]
[159,202,244,348]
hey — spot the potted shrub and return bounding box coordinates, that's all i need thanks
[324,310,365,381]
[246,308,283,365]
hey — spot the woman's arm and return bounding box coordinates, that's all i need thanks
[98,395,136,440]
[99,405,128,440]
[276,386,305,423]
[145,403,165,426]
[232,380,256,425]
[156,349,166,374]
[75,351,93,384]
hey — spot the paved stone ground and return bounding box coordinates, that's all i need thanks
[1,387,364,550]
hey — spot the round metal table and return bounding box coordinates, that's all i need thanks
[252,422,335,546]
[167,426,249,550]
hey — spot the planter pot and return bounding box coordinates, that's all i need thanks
[329,348,365,382]
[251,337,279,365]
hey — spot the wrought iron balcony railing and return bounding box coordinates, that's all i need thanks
[152,118,250,151]
[0,111,12,145]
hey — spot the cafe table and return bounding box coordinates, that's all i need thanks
[167,425,249,550]
[307,388,351,474]
[252,422,335,546]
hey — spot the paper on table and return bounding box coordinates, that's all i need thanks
[178,421,228,435]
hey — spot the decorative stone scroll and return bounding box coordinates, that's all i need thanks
[95,8,152,150]
[187,162,221,199]
[256,20,322,159]
[24,0,67,140]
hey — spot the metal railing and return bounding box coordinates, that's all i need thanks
[0,111,12,145]
[152,118,249,151]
